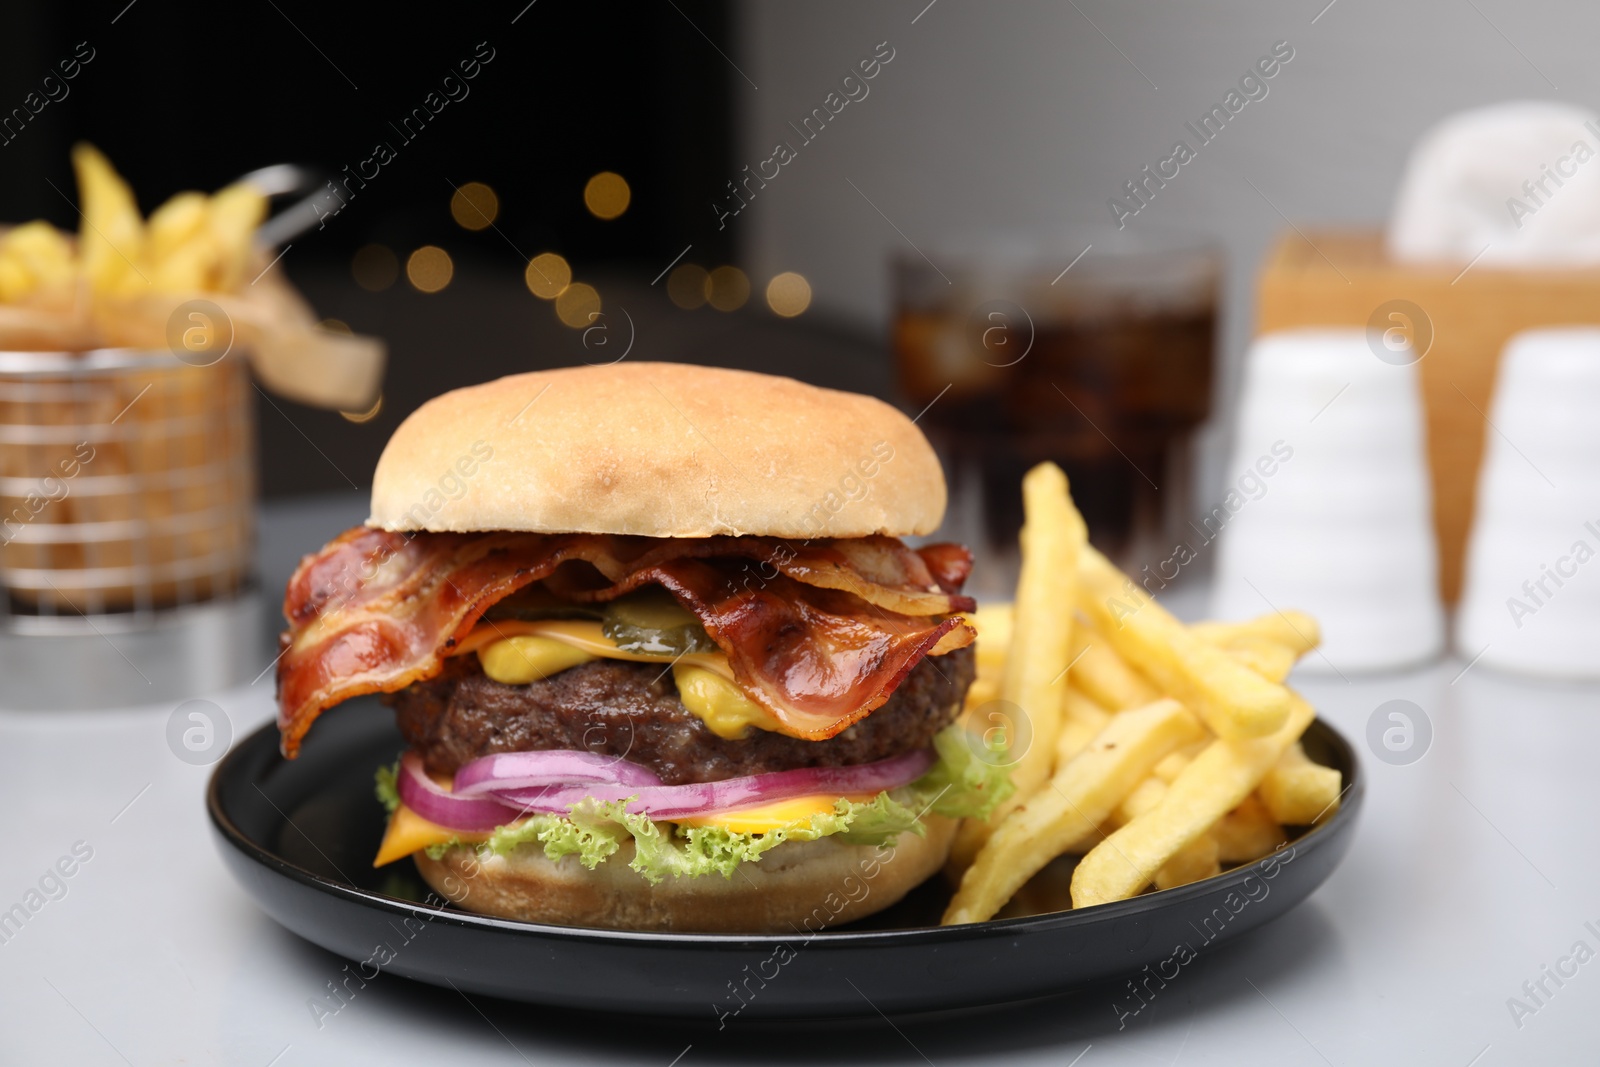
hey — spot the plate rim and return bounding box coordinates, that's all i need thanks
[208,711,1363,948]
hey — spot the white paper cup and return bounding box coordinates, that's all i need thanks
[1458,328,1600,678]
[1211,329,1444,673]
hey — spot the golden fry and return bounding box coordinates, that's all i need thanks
[1192,611,1321,656]
[0,221,75,301]
[1054,687,1112,765]
[1068,625,1162,710]
[944,699,1205,925]
[967,603,1013,678]
[1221,637,1298,684]
[1078,546,1292,740]
[1153,833,1221,891]
[1152,748,1196,784]
[1259,741,1342,825]
[207,182,267,291]
[1113,775,1167,828]
[949,464,1086,869]
[146,192,208,260]
[1213,794,1287,863]
[964,675,1000,711]
[72,142,146,295]
[1071,692,1316,908]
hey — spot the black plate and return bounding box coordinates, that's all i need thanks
[208,699,1362,1019]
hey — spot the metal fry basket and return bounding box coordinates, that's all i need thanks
[0,347,262,708]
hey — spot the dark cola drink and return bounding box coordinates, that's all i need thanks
[893,235,1219,598]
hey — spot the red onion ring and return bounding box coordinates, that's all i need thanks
[452,749,663,797]
[397,753,526,832]
[488,747,937,821]
[396,747,937,832]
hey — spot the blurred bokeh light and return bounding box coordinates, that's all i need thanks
[765,272,811,317]
[524,252,572,299]
[406,246,454,293]
[450,182,500,231]
[667,263,709,309]
[707,265,749,311]
[583,171,631,220]
[555,281,601,326]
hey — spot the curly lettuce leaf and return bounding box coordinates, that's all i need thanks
[389,725,1014,884]
[902,725,1017,821]
[475,792,924,885]
[375,761,401,814]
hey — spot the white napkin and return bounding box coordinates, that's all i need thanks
[1388,100,1600,267]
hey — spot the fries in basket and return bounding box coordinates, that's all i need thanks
[942,462,1341,925]
[0,147,384,614]
[0,144,382,411]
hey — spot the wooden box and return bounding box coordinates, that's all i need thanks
[1256,230,1600,603]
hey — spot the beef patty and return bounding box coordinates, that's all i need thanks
[388,644,974,786]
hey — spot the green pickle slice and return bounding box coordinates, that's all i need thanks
[602,588,717,655]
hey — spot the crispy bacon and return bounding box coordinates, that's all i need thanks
[276,527,976,756]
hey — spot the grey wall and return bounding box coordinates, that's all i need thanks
[732,0,1594,509]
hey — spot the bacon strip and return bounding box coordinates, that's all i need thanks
[277,527,976,756]
[638,560,970,738]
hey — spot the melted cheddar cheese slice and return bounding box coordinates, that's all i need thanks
[373,793,873,867]
[463,620,780,738]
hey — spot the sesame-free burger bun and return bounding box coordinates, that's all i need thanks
[367,363,946,538]
[413,817,956,933]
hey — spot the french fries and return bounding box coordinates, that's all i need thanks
[1152,748,1198,784]
[938,462,1341,923]
[1191,612,1321,656]
[70,143,269,300]
[961,604,1012,709]
[968,603,1013,676]
[1220,637,1298,684]
[73,143,146,296]
[1067,626,1162,710]
[1153,833,1221,891]
[0,146,383,411]
[1070,693,1317,908]
[1113,774,1168,827]
[1054,687,1112,765]
[0,147,384,615]
[949,464,1085,869]
[1259,741,1343,825]
[943,699,1205,925]
[1213,794,1288,863]
[1078,546,1293,740]
[0,222,75,303]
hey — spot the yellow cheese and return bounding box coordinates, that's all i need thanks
[673,793,874,833]
[472,621,781,738]
[373,803,491,867]
[470,620,735,681]
[671,663,782,739]
[373,793,874,865]
[478,635,598,684]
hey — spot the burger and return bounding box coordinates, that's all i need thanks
[276,362,1009,932]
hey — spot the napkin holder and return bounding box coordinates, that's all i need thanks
[1256,229,1600,603]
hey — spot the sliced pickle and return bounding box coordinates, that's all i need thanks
[602,588,717,655]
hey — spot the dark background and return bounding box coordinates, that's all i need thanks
[0,1,735,272]
[0,1,892,498]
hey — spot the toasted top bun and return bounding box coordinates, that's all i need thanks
[368,362,947,538]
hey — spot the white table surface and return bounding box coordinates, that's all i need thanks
[3,495,1597,1066]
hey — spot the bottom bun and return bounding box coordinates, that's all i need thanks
[414,816,956,933]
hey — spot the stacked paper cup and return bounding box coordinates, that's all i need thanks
[1211,327,1444,673]
[1457,328,1600,678]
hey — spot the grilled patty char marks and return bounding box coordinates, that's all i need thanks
[387,645,975,786]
